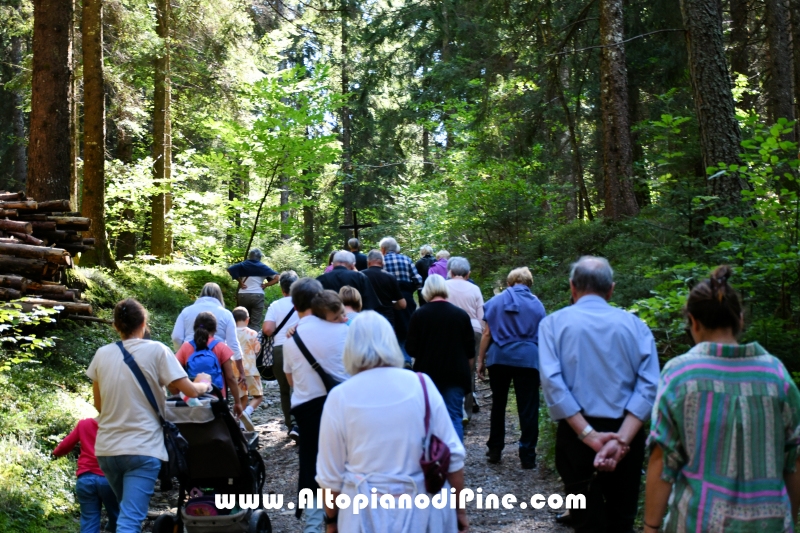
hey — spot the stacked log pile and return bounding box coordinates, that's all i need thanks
[0,192,93,315]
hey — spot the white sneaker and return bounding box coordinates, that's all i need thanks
[240,411,255,432]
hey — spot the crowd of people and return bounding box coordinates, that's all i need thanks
[55,237,800,533]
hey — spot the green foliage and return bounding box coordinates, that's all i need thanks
[0,305,58,372]
[264,240,319,278]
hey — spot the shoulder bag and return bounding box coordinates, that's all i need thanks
[117,341,189,483]
[256,307,296,381]
[293,331,343,392]
[417,372,451,494]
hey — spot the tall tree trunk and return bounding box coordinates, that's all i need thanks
[765,0,796,131]
[10,36,27,191]
[69,0,80,209]
[80,0,115,267]
[792,0,800,132]
[150,0,171,258]
[340,0,353,229]
[554,64,594,221]
[115,129,137,260]
[599,0,639,219]
[679,0,745,202]
[28,0,73,202]
[729,0,752,109]
[280,174,290,240]
[303,184,314,249]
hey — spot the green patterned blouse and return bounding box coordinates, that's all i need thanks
[649,342,800,532]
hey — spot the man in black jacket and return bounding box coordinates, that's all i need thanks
[348,238,368,271]
[316,251,380,311]
[361,250,407,328]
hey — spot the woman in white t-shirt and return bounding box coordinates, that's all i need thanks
[262,271,300,438]
[316,311,468,533]
[88,299,212,533]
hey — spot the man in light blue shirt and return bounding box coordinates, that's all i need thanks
[539,256,659,533]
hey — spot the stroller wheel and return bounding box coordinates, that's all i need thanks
[248,509,272,533]
[152,513,177,533]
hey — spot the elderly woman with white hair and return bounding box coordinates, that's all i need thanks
[406,274,476,441]
[171,282,246,384]
[446,257,485,421]
[316,311,468,533]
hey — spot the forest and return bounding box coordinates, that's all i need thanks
[2,0,797,361]
[1,0,800,528]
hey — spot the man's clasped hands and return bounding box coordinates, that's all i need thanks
[583,431,630,472]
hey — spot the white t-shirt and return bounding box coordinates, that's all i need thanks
[239,276,266,294]
[87,339,187,461]
[283,315,349,408]
[264,296,299,347]
[316,368,466,492]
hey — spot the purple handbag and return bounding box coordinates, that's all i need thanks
[417,373,451,494]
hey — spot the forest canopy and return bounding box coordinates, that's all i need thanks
[1,0,799,366]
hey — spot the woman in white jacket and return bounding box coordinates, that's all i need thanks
[316,311,468,533]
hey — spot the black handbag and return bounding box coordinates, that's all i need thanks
[256,307,296,381]
[117,341,189,483]
[292,331,343,392]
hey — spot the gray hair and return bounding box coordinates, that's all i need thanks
[448,256,470,277]
[421,274,449,301]
[199,282,225,307]
[333,250,356,265]
[570,256,614,294]
[348,238,361,251]
[420,245,433,257]
[435,249,450,260]
[379,237,400,253]
[248,248,263,262]
[279,270,298,295]
[343,311,404,375]
[367,249,384,264]
[290,277,323,312]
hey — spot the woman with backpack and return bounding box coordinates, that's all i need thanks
[174,312,243,417]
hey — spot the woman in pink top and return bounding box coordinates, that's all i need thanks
[53,418,120,532]
[173,311,242,415]
[444,256,484,421]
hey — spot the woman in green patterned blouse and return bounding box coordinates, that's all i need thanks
[644,265,800,533]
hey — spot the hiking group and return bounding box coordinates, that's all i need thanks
[56,237,800,533]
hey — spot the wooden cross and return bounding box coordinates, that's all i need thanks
[339,210,375,239]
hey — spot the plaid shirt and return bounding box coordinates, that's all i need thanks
[383,252,423,287]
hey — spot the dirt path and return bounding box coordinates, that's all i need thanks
[146,381,571,532]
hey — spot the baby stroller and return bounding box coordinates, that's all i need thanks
[152,388,270,533]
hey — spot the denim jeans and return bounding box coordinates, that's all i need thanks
[438,385,466,442]
[76,472,120,532]
[304,497,325,533]
[487,364,539,464]
[97,455,161,533]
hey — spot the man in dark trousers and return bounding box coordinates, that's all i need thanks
[415,245,436,306]
[348,238,368,271]
[361,250,406,331]
[316,251,380,311]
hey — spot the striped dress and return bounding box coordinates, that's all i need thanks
[649,342,800,533]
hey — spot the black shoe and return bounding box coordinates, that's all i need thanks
[288,425,299,442]
[487,449,501,464]
[521,460,536,469]
[555,510,574,525]
[469,395,481,414]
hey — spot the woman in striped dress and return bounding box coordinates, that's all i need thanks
[644,266,800,532]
